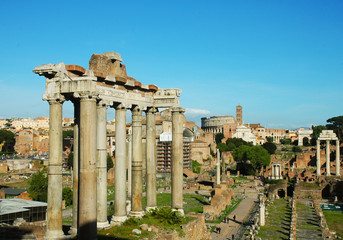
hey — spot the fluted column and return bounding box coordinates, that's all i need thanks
[316,140,321,176]
[111,104,127,223]
[96,102,110,228]
[69,100,79,236]
[216,149,220,185]
[44,97,65,240]
[146,107,157,211]
[326,140,331,176]
[127,127,132,200]
[78,95,97,240]
[336,140,340,176]
[130,105,144,217]
[171,107,185,214]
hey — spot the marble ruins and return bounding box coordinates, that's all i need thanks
[33,52,185,240]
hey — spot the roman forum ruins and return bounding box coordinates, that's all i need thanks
[33,52,185,240]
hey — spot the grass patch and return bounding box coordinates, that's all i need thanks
[323,210,343,238]
[98,207,193,239]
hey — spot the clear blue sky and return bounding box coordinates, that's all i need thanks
[0,0,342,129]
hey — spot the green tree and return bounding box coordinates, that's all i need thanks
[232,145,251,163]
[192,160,201,174]
[28,171,48,202]
[280,138,292,145]
[303,137,310,146]
[217,142,229,153]
[227,142,236,151]
[262,142,277,154]
[266,136,273,143]
[62,187,73,206]
[246,146,271,170]
[63,130,74,139]
[0,130,15,152]
[326,116,343,141]
[226,137,252,148]
[107,154,113,170]
[312,125,327,139]
[292,146,302,153]
[67,152,73,169]
[215,133,224,144]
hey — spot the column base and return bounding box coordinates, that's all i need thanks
[172,208,184,215]
[326,173,331,176]
[68,227,77,236]
[145,206,157,212]
[43,230,65,240]
[126,200,131,213]
[97,221,110,229]
[129,210,145,218]
[110,215,127,225]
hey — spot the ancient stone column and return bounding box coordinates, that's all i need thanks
[146,107,157,211]
[69,100,79,236]
[111,104,127,223]
[336,140,340,176]
[216,149,220,185]
[271,165,275,179]
[130,105,144,217]
[316,140,321,176]
[44,97,65,240]
[326,140,331,176]
[127,127,132,199]
[78,95,97,240]
[96,101,110,228]
[171,107,185,214]
[259,193,265,226]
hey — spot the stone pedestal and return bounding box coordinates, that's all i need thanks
[111,105,127,223]
[171,107,185,213]
[44,99,65,240]
[130,106,144,217]
[145,107,157,211]
[78,96,97,240]
[96,102,110,228]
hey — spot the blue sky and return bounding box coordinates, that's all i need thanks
[0,0,342,129]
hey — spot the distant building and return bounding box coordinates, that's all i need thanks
[233,124,257,145]
[156,128,193,174]
[0,199,47,224]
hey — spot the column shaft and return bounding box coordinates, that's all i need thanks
[79,97,97,240]
[69,101,79,236]
[146,107,157,210]
[130,106,143,216]
[316,140,321,176]
[111,105,127,223]
[336,140,340,176]
[171,107,185,212]
[96,103,109,228]
[44,100,64,239]
[326,140,331,176]
[127,128,132,199]
[216,149,220,185]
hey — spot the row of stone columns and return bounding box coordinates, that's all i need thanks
[271,164,281,180]
[44,94,185,240]
[316,140,340,176]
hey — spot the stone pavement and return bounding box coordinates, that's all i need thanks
[210,179,260,240]
[296,201,323,240]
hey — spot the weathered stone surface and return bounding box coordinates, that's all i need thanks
[140,224,149,231]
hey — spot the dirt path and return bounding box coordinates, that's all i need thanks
[210,179,261,240]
